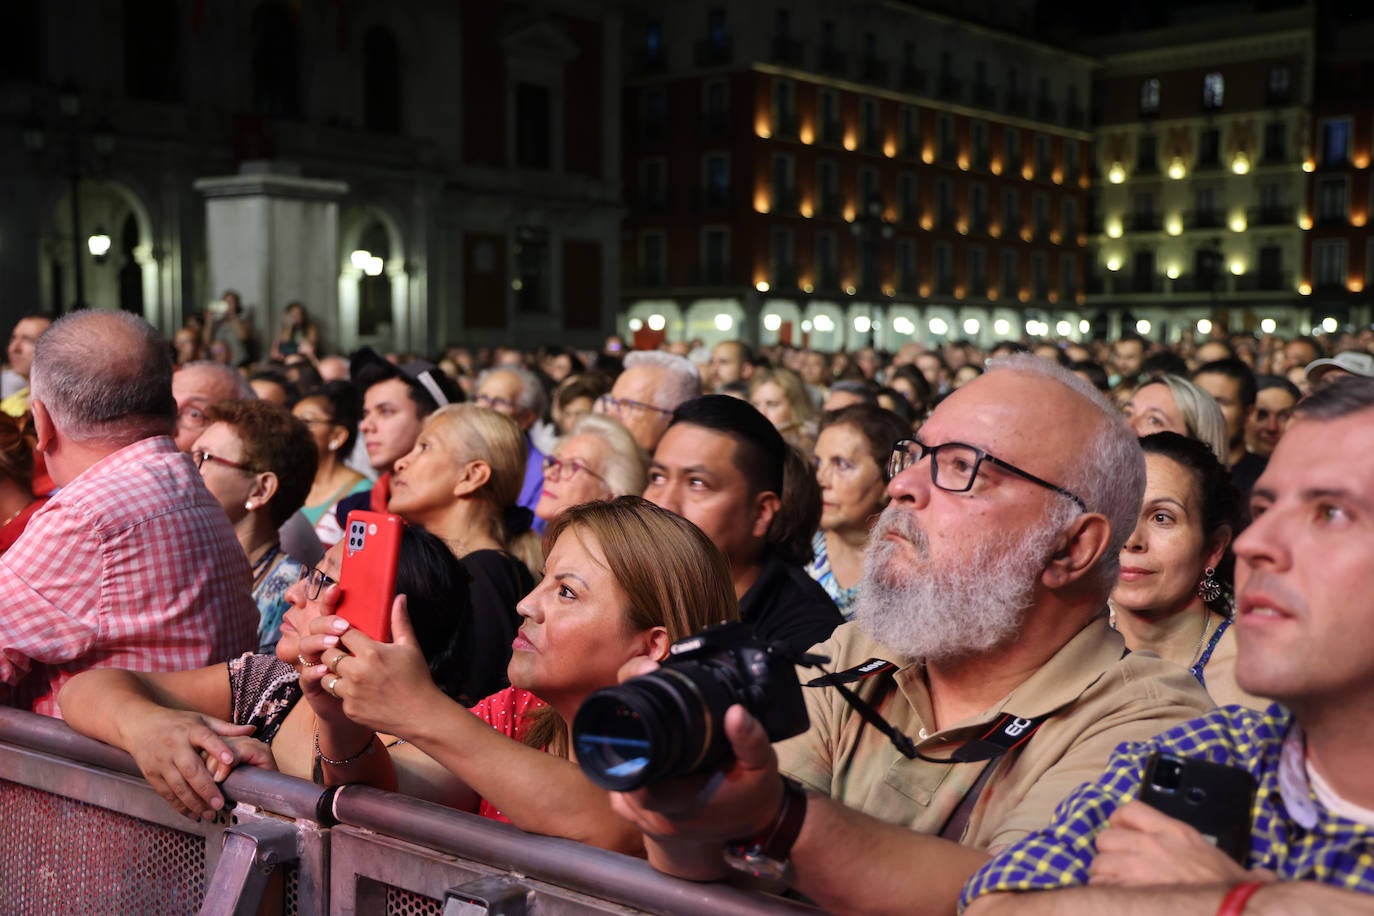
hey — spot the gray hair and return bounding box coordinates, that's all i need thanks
[1293,375,1374,420]
[30,310,176,443]
[179,360,255,401]
[477,366,548,418]
[623,350,701,411]
[985,353,1147,594]
[568,413,648,497]
[1141,374,1229,464]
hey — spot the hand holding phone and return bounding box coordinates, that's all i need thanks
[1137,752,1256,864]
[336,510,403,642]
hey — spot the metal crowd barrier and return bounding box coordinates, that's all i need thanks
[0,708,818,915]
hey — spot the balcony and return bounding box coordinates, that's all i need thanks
[772,109,799,139]
[694,262,732,286]
[820,118,843,145]
[1315,209,1349,227]
[861,125,884,153]
[815,264,840,290]
[633,190,669,214]
[769,261,799,288]
[900,132,921,158]
[937,75,963,102]
[1005,90,1029,116]
[1136,154,1159,175]
[694,186,731,212]
[701,110,732,139]
[1261,143,1288,165]
[972,83,997,108]
[634,267,667,288]
[694,37,733,67]
[897,266,918,294]
[1267,86,1293,106]
[1033,221,1053,241]
[771,187,800,214]
[934,274,955,295]
[1234,270,1292,291]
[1037,98,1058,122]
[1128,273,1164,293]
[1249,205,1294,226]
[972,147,991,171]
[632,51,667,77]
[817,192,842,219]
[938,142,959,165]
[936,209,957,232]
[638,117,666,144]
[859,56,889,86]
[771,36,803,67]
[1065,104,1087,128]
[970,212,989,235]
[818,47,848,77]
[1194,151,1222,172]
[1186,209,1225,229]
[900,66,927,93]
[898,203,920,228]
[1126,212,1161,232]
[1171,273,1218,293]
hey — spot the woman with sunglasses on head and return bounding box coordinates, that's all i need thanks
[292,380,369,548]
[188,399,316,653]
[534,414,646,528]
[59,525,473,821]
[297,496,738,855]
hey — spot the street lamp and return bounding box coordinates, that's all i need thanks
[22,82,115,312]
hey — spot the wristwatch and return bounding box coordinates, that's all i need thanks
[722,776,809,883]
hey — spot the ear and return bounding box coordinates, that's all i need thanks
[451,459,492,498]
[1204,524,1232,571]
[249,471,279,507]
[30,399,55,454]
[750,490,781,540]
[1041,512,1113,590]
[638,625,672,663]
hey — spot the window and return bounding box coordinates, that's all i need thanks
[1000,249,1019,298]
[772,78,796,136]
[1140,78,1160,116]
[816,231,838,288]
[515,226,551,311]
[1137,133,1158,172]
[771,154,796,211]
[1061,198,1078,238]
[938,112,956,162]
[1060,253,1078,299]
[818,160,840,217]
[1314,240,1347,288]
[703,154,729,206]
[1202,72,1224,110]
[1131,250,1156,292]
[1035,134,1052,178]
[968,246,987,297]
[1032,252,1048,299]
[936,177,955,230]
[1064,140,1079,180]
[1195,186,1219,226]
[363,26,401,133]
[702,228,729,284]
[707,8,727,51]
[1033,192,1050,237]
[900,105,920,156]
[641,158,667,209]
[1317,177,1349,224]
[515,83,552,169]
[704,80,729,117]
[774,8,789,38]
[1321,119,1351,166]
[934,243,953,294]
[770,226,795,285]
[1263,122,1286,162]
[1004,126,1020,170]
[1197,127,1220,167]
[1002,188,1021,232]
[642,87,666,139]
[899,173,918,226]
[1259,245,1282,286]
[645,20,664,64]
[970,184,988,233]
[972,121,989,169]
[897,239,917,293]
[1133,191,1156,229]
[639,232,665,286]
[820,89,841,144]
[860,166,880,208]
[861,98,882,151]
[1268,65,1291,102]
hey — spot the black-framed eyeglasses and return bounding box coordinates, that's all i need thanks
[192,449,255,473]
[297,565,336,600]
[543,454,610,486]
[596,394,672,417]
[888,438,1087,511]
[475,393,520,412]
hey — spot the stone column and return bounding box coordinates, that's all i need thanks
[194,161,348,357]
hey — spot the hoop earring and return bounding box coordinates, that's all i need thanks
[1196,566,1222,604]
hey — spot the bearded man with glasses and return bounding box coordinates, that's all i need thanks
[611,355,1216,915]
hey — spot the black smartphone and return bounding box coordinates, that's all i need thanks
[1137,752,1256,864]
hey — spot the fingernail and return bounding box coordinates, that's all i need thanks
[329,619,349,633]
[319,635,339,647]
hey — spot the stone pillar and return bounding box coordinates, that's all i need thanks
[194,162,348,356]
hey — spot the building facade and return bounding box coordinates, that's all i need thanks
[0,0,623,354]
[619,0,1096,352]
[1087,6,1315,342]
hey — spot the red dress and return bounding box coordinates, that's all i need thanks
[467,686,548,822]
[0,498,48,555]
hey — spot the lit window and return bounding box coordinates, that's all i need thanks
[1140,78,1160,115]
[1202,73,1224,110]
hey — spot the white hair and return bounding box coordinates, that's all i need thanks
[984,353,1147,593]
[1146,374,1229,465]
[567,413,648,497]
[477,366,548,418]
[623,350,702,411]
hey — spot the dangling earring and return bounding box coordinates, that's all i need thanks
[1196,567,1222,604]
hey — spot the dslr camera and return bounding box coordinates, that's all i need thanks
[573,622,810,791]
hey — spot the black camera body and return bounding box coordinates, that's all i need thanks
[572,622,811,791]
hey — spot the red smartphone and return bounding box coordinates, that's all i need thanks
[337,510,403,642]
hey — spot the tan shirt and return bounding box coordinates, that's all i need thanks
[776,617,1216,852]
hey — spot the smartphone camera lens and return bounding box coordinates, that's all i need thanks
[1153,757,1184,792]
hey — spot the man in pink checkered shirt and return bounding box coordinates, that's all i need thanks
[0,310,257,717]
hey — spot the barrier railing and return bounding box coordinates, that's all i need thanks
[0,708,818,915]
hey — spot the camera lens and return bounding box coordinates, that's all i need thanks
[573,665,732,791]
[1152,756,1184,792]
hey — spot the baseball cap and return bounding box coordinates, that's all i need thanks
[1305,351,1374,383]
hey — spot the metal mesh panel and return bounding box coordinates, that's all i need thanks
[383,882,445,916]
[0,779,206,914]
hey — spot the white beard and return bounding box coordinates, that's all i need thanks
[853,504,1063,663]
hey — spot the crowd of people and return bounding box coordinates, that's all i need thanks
[0,303,1371,913]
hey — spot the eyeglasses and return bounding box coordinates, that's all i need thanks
[597,394,672,417]
[888,437,1087,511]
[543,454,610,486]
[178,404,210,431]
[297,565,337,600]
[474,393,520,412]
[192,449,255,473]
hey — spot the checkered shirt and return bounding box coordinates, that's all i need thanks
[960,704,1374,909]
[0,436,258,716]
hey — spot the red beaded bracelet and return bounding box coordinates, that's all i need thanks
[1216,881,1265,916]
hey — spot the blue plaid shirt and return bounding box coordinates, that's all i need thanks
[960,704,1374,909]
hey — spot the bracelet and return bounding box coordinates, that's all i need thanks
[313,725,376,767]
[1216,881,1265,916]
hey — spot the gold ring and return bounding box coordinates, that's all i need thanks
[325,675,340,698]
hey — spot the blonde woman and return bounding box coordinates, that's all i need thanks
[749,366,819,458]
[299,496,739,854]
[534,413,647,526]
[387,403,542,701]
